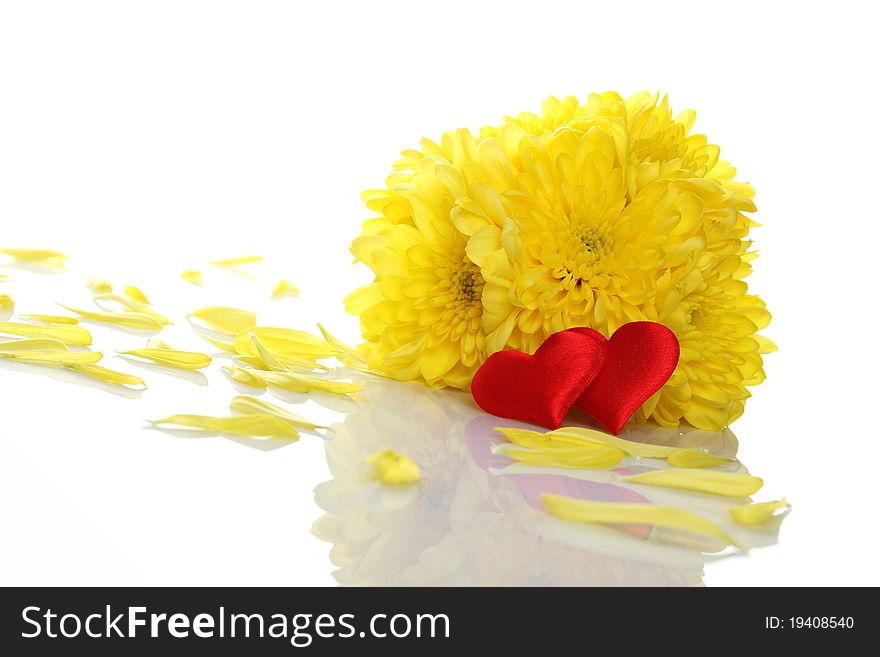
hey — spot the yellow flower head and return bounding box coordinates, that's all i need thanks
[348,91,773,430]
[347,133,490,388]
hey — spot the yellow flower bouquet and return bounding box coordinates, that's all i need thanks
[346,92,775,431]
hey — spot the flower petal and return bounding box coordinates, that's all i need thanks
[622,469,763,497]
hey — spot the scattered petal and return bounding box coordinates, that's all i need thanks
[229,395,327,430]
[190,306,257,335]
[70,363,146,388]
[92,293,172,325]
[200,335,237,353]
[542,494,736,545]
[260,370,362,396]
[59,305,163,332]
[0,248,67,267]
[150,413,299,440]
[19,314,79,325]
[622,469,763,498]
[120,348,212,370]
[246,332,287,371]
[0,350,103,366]
[234,326,334,362]
[123,285,151,304]
[0,294,13,312]
[271,279,301,299]
[222,365,268,389]
[86,277,112,294]
[180,270,203,286]
[0,321,92,346]
[730,499,790,526]
[368,449,421,485]
[0,338,67,352]
[551,427,680,458]
[317,323,371,370]
[667,449,736,469]
[495,442,626,469]
[236,354,329,372]
[496,426,678,459]
[208,255,263,267]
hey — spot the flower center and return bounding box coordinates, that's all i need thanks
[454,269,478,301]
[686,304,704,330]
[552,223,613,285]
[577,229,604,257]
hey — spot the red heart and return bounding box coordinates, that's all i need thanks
[471,328,606,429]
[574,321,679,435]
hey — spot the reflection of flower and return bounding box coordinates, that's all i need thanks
[313,377,707,586]
[347,92,774,429]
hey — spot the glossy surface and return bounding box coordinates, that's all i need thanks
[2,1,878,587]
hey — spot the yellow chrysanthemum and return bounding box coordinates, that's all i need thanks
[348,91,773,430]
[347,141,490,387]
[465,124,705,352]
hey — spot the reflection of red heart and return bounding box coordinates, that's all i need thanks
[471,328,606,429]
[575,321,679,435]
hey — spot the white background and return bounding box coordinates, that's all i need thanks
[1,0,878,586]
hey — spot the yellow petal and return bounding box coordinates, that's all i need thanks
[0,294,14,312]
[260,370,361,396]
[0,248,67,266]
[317,323,370,370]
[271,279,300,299]
[222,365,268,389]
[542,494,735,545]
[755,335,778,354]
[70,363,146,387]
[120,348,212,370]
[200,334,237,353]
[0,350,103,366]
[0,321,92,346]
[0,274,13,282]
[622,469,763,497]
[234,326,334,361]
[190,306,257,335]
[496,443,625,469]
[123,285,151,304]
[667,449,736,468]
[92,294,172,325]
[19,314,79,325]
[229,395,326,430]
[59,305,163,331]
[368,449,421,485]
[236,354,328,372]
[180,270,203,286]
[246,332,287,371]
[150,413,299,440]
[497,426,678,459]
[496,427,599,450]
[730,499,790,526]
[240,333,331,372]
[0,338,67,352]
[208,255,263,267]
[86,277,112,294]
[555,427,682,458]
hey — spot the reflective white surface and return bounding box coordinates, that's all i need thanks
[2,1,879,587]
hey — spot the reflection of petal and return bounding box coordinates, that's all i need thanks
[0,359,143,399]
[314,378,763,586]
[117,356,209,385]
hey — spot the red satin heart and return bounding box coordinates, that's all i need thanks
[574,321,679,435]
[471,328,606,429]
